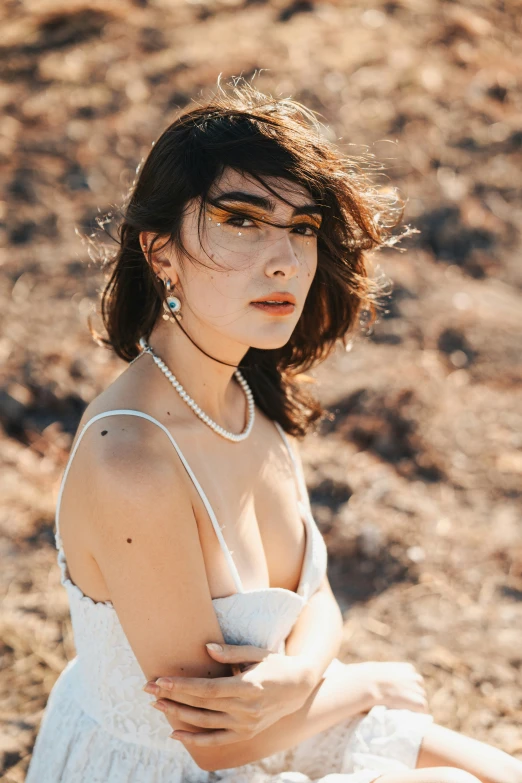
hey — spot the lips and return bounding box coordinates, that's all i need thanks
[250,294,296,316]
[251,292,297,305]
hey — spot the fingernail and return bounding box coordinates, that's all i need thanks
[155,678,173,689]
[206,643,223,651]
[143,683,158,693]
[152,700,167,711]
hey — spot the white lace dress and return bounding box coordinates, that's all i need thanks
[26,409,434,783]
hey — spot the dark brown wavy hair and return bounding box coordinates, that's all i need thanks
[90,77,412,437]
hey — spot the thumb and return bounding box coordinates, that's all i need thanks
[205,643,270,663]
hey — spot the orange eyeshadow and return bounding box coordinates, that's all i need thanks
[207,205,321,229]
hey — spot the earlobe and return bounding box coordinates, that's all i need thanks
[140,232,181,287]
[150,256,180,288]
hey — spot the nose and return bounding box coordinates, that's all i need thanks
[264,232,300,278]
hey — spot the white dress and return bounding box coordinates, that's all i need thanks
[26,409,434,783]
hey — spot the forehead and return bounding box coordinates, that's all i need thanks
[210,168,315,209]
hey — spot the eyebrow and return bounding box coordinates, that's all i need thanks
[211,190,323,219]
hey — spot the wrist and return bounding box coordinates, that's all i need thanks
[346,662,378,712]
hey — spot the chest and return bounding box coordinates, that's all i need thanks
[187,432,307,598]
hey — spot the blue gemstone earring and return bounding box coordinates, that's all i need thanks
[142,240,182,322]
[162,278,182,321]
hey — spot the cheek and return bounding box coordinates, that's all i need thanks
[305,255,318,281]
[185,274,249,320]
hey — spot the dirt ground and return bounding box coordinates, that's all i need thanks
[1,0,521,779]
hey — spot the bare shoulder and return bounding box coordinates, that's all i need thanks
[77,404,167,468]
[77,409,195,556]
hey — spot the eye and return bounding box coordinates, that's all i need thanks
[225,215,319,237]
[225,215,256,229]
[294,223,319,237]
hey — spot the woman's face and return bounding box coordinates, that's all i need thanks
[149,168,321,357]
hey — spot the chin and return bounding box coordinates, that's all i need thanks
[246,331,295,351]
[231,317,298,352]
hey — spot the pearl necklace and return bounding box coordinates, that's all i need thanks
[138,337,255,442]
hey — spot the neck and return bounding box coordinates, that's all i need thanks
[145,319,249,430]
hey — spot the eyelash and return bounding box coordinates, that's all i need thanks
[225,215,319,237]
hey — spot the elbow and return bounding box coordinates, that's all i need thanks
[184,746,215,772]
[189,740,258,772]
[189,746,239,773]
[199,759,227,773]
[191,755,217,773]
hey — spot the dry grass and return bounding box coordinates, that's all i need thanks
[1,0,521,778]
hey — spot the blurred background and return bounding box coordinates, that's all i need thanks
[1,0,521,778]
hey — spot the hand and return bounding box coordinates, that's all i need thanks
[357,661,430,713]
[142,642,318,747]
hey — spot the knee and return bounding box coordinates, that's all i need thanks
[433,769,483,783]
[503,757,522,783]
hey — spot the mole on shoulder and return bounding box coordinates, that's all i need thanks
[126,538,132,543]
[101,430,108,436]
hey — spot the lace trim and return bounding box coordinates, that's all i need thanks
[57,547,114,609]
[25,665,208,783]
[344,704,434,775]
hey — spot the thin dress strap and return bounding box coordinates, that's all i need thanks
[54,409,244,593]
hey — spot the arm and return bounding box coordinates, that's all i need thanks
[145,579,344,753]
[82,416,233,757]
[190,659,375,771]
[284,572,344,690]
[283,435,344,689]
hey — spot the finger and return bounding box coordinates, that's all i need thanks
[395,686,426,704]
[149,690,233,710]
[152,674,249,699]
[147,678,260,709]
[147,682,245,707]
[398,693,430,712]
[154,700,233,730]
[171,728,244,747]
[407,684,428,700]
[206,643,271,664]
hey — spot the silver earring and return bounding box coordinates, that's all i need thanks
[162,278,182,321]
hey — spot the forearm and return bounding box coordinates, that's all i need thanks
[197,661,373,772]
[284,577,344,685]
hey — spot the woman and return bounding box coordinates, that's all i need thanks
[26,80,522,783]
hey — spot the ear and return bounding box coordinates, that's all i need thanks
[140,233,180,286]
[154,257,179,286]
